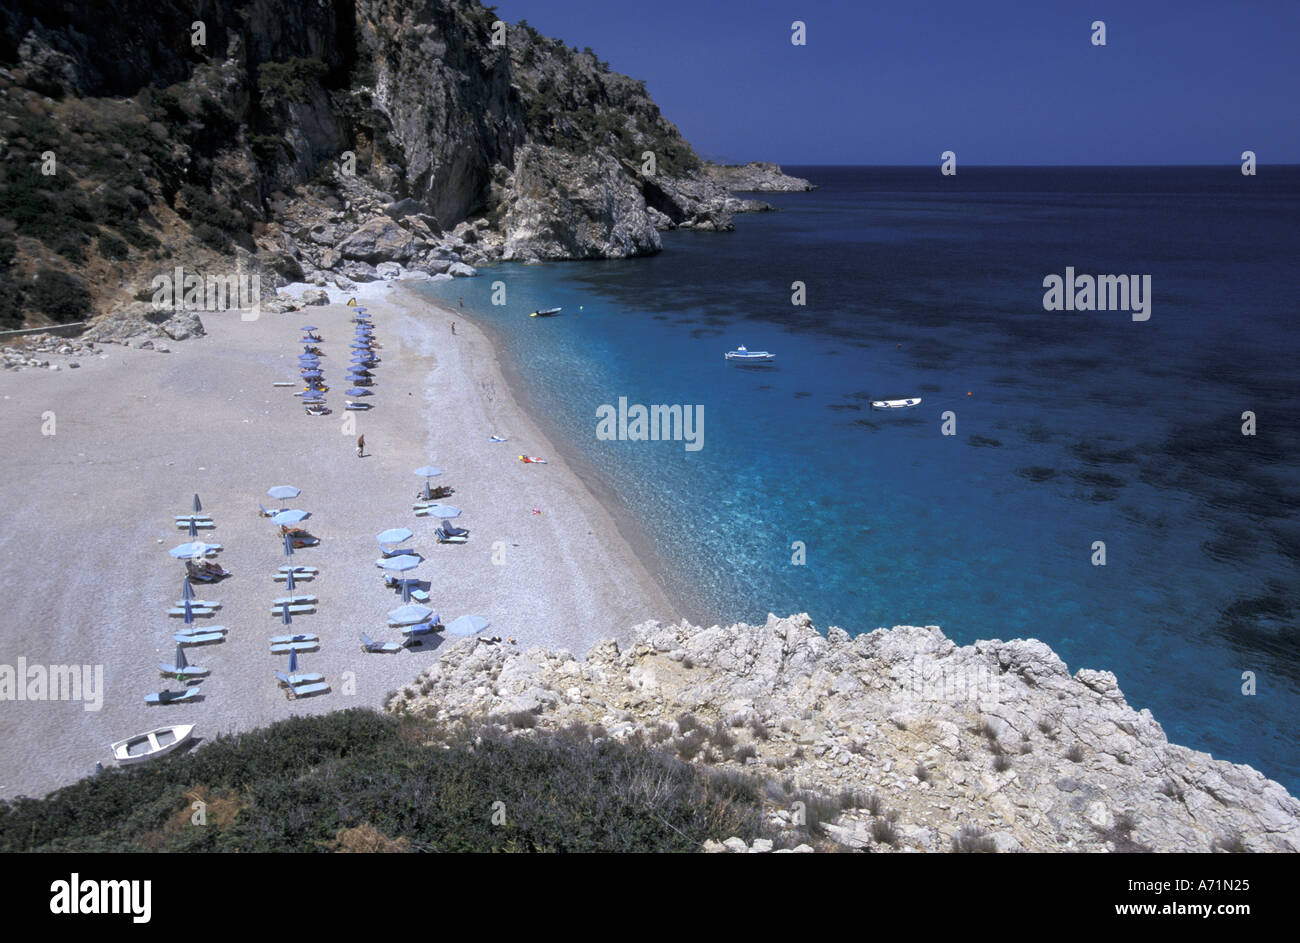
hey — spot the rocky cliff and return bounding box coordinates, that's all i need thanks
[0,0,809,330]
[386,614,1300,852]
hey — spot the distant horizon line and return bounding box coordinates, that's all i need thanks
[724,162,1300,169]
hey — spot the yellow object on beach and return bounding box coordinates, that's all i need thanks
[346,297,358,306]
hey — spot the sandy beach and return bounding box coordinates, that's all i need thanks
[0,284,677,800]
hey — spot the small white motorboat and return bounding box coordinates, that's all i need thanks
[724,345,775,363]
[529,307,562,317]
[871,397,923,409]
[111,724,195,766]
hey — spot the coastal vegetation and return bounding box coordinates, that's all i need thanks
[0,709,788,853]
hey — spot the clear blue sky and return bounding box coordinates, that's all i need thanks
[488,0,1300,165]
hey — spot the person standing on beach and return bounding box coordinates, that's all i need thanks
[458,297,463,308]
[356,434,365,458]
[450,321,456,335]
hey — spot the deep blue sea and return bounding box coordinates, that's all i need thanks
[417,166,1300,792]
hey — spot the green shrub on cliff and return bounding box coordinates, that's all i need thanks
[27,268,92,323]
[259,58,329,107]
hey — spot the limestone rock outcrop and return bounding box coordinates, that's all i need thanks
[388,614,1300,853]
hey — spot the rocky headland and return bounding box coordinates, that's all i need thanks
[387,614,1300,852]
[0,0,810,335]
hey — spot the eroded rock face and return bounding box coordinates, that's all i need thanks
[335,216,418,263]
[499,146,660,260]
[80,302,206,345]
[387,614,1300,853]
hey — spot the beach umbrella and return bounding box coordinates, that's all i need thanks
[170,541,214,559]
[288,648,299,673]
[388,603,433,626]
[182,598,196,625]
[192,494,202,513]
[423,504,460,519]
[273,509,311,526]
[300,325,318,332]
[283,533,294,557]
[377,527,414,546]
[377,553,421,600]
[377,555,421,573]
[186,519,198,537]
[175,645,189,671]
[280,602,292,625]
[414,466,444,501]
[284,569,296,592]
[445,615,490,637]
[181,578,195,602]
[267,485,300,503]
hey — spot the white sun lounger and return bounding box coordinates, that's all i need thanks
[175,520,216,529]
[173,600,220,609]
[168,607,216,618]
[272,595,318,606]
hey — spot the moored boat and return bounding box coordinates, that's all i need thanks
[529,307,562,317]
[724,345,775,363]
[871,397,923,409]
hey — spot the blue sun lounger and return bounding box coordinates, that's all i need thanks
[360,633,403,654]
[276,670,325,687]
[269,604,315,616]
[145,687,201,705]
[173,628,226,645]
[399,619,441,639]
[285,680,330,699]
[157,662,209,679]
[435,526,468,544]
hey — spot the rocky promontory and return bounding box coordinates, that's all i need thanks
[0,0,814,332]
[387,614,1300,853]
[704,161,817,192]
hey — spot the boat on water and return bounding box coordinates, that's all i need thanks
[724,345,775,363]
[529,307,562,318]
[112,724,195,765]
[871,397,923,409]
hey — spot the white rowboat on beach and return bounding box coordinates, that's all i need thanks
[111,724,194,766]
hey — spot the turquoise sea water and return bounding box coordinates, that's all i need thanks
[416,166,1300,791]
